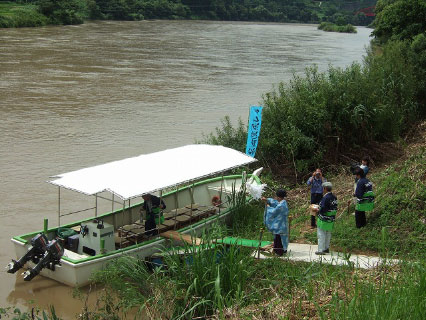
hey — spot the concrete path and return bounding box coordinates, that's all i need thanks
[252,243,399,269]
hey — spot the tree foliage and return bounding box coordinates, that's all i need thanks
[373,0,426,42]
[38,0,88,24]
[0,0,380,26]
[318,22,357,33]
[202,0,425,178]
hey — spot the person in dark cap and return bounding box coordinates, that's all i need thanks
[353,167,374,228]
[141,194,166,236]
[312,181,338,255]
[261,189,289,256]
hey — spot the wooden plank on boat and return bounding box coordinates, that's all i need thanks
[163,208,190,219]
[175,214,191,223]
[177,207,190,215]
[158,224,171,233]
[185,203,199,210]
[191,206,216,218]
[160,230,202,245]
[132,227,145,234]
[121,224,139,232]
[161,220,175,227]
[163,212,176,220]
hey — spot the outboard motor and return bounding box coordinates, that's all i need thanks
[22,238,64,281]
[6,233,48,274]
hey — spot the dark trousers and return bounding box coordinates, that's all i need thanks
[273,234,286,256]
[311,193,323,205]
[145,217,158,236]
[310,193,322,227]
[310,215,317,228]
[355,210,366,228]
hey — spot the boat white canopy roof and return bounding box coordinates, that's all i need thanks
[48,144,257,200]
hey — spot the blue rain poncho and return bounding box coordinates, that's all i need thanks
[264,198,289,235]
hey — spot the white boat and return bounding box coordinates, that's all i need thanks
[8,145,261,287]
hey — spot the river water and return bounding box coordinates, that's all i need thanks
[0,20,371,318]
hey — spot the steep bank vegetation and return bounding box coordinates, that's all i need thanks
[202,0,426,181]
[1,0,376,27]
[81,134,425,319]
[4,125,423,319]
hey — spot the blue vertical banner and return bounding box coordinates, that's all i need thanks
[245,105,263,157]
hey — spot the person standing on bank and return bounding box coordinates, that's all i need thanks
[141,193,166,236]
[262,189,289,256]
[354,156,370,186]
[313,182,337,255]
[360,156,370,176]
[353,167,375,228]
[307,169,327,228]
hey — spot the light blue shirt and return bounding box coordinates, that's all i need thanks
[264,198,289,235]
[307,176,326,194]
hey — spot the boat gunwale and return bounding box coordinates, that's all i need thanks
[12,174,260,265]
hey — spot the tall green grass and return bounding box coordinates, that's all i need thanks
[89,225,426,319]
[0,305,61,320]
[325,261,426,320]
[91,234,255,319]
[331,147,426,257]
[163,242,254,318]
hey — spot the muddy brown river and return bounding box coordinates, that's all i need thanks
[0,20,371,318]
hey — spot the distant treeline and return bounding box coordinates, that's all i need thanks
[0,0,377,27]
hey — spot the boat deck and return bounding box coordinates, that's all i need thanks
[114,204,218,248]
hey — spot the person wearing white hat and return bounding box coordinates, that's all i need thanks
[312,181,338,255]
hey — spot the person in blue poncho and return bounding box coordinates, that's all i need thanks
[261,189,289,256]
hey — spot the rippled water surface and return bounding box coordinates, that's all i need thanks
[0,20,371,318]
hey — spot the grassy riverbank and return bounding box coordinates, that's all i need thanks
[80,130,425,319]
[2,133,424,319]
[83,2,426,317]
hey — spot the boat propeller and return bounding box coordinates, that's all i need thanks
[6,233,64,281]
[6,233,48,274]
[22,238,64,281]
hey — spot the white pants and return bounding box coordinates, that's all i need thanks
[317,227,332,252]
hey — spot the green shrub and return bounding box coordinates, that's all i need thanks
[373,0,426,43]
[0,14,13,27]
[318,22,357,33]
[38,0,87,25]
[0,3,48,27]
[201,41,423,177]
